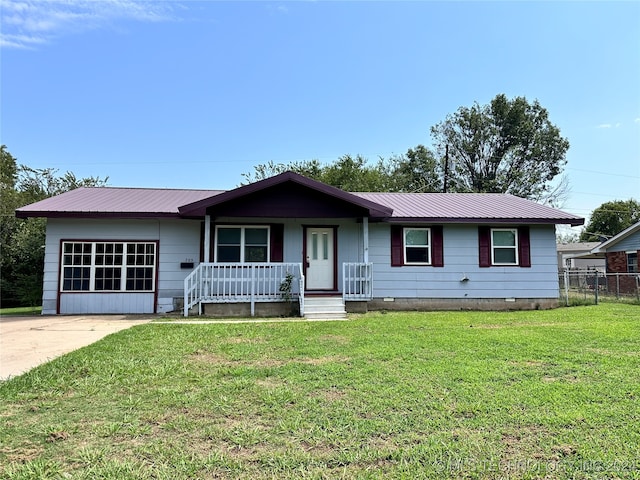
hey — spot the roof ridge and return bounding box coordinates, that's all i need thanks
[79,186,224,192]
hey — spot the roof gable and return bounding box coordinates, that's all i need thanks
[178,171,393,218]
[592,221,640,253]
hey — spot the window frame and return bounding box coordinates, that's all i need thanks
[628,252,638,273]
[60,240,157,293]
[403,227,432,265]
[490,228,519,266]
[214,225,271,263]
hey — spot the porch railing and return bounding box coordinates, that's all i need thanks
[343,262,373,300]
[184,262,304,317]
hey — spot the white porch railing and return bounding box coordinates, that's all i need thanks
[184,263,305,317]
[343,262,373,301]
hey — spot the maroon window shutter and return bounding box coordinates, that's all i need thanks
[518,226,531,268]
[391,225,403,267]
[478,226,491,267]
[270,224,284,262]
[431,225,444,267]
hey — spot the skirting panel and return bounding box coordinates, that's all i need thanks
[59,293,155,314]
[366,297,558,311]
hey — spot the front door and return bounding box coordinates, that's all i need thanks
[305,227,335,290]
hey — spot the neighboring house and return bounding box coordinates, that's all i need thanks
[556,242,605,272]
[16,171,584,317]
[590,221,640,293]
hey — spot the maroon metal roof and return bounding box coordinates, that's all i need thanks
[354,192,584,226]
[16,175,584,226]
[16,187,222,218]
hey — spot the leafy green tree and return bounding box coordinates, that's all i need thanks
[320,154,389,192]
[241,159,323,184]
[244,95,569,202]
[17,166,108,203]
[430,94,570,204]
[1,146,23,304]
[388,145,441,193]
[0,146,108,307]
[580,199,640,241]
[243,150,440,193]
[242,155,390,191]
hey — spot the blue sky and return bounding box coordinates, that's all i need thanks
[2,1,639,235]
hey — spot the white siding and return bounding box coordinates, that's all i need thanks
[607,231,640,253]
[41,217,560,314]
[369,224,559,299]
[157,219,201,310]
[219,217,364,289]
[42,218,201,314]
[60,293,154,314]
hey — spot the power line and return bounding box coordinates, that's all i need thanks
[566,167,640,179]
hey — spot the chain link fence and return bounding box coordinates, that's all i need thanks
[559,270,640,305]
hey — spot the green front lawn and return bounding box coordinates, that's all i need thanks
[0,306,42,316]
[1,305,639,479]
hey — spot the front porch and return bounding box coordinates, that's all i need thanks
[183,262,372,317]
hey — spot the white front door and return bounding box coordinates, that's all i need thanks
[306,227,334,290]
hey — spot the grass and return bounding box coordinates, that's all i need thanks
[562,290,640,307]
[1,304,639,479]
[0,306,42,316]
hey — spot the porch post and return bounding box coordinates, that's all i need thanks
[363,217,369,263]
[204,214,211,263]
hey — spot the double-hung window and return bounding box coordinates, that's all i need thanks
[479,226,530,268]
[391,225,444,267]
[404,228,431,265]
[215,226,270,263]
[61,241,156,292]
[491,228,518,265]
[628,252,638,273]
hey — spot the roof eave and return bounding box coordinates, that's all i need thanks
[386,217,584,226]
[16,211,181,219]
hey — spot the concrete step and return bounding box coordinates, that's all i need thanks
[305,312,347,320]
[304,306,346,315]
[304,296,346,320]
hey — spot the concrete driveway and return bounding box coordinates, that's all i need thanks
[0,315,153,380]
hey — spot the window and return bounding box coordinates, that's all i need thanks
[390,225,444,267]
[310,231,329,261]
[491,228,518,265]
[628,252,638,273]
[215,226,269,263]
[478,226,531,268]
[61,241,156,292]
[404,228,431,265]
[62,242,92,291]
[95,243,123,290]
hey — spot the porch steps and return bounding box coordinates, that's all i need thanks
[304,296,347,320]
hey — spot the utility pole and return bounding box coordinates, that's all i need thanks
[443,144,449,193]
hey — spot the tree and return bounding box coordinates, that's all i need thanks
[430,94,570,204]
[319,154,389,192]
[387,145,441,193]
[580,199,640,242]
[243,95,570,201]
[241,159,324,184]
[0,145,109,307]
[242,155,391,191]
